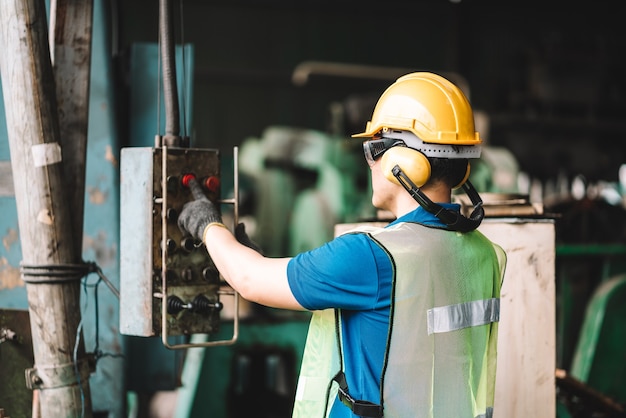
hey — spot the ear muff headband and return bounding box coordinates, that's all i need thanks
[391,164,484,232]
[381,147,431,187]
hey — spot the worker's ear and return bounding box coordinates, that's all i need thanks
[380,147,431,187]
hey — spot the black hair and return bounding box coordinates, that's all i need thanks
[428,157,469,188]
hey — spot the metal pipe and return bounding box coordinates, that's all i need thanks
[291,61,471,100]
[159,0,181,146]
[292,61,417,86]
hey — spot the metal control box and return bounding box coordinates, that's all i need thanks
[120,146,223,338]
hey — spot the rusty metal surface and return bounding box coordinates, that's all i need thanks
[0,309,33,418]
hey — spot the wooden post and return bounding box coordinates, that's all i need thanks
[0,0,93,417]
[49,0,94,245]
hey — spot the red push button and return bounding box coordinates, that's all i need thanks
[204,176,220,192]
[181,173,196,188]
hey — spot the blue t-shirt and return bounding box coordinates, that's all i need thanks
[287,204,459,417]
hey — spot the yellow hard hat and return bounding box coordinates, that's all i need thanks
[352,72,481,146]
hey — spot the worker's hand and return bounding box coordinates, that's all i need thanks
[177,179,222,241]
[235,222,263,254]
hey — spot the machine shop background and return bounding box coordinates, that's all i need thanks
[1,0,626,417]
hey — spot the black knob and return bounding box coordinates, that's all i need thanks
[191,295,222,314]
[167,296,187,314]
[181,268,193,281]
[166,207,178,222]
[181,237,196,252]
[202,266,219,282]
[161,238,176,253]
[166,176,179,194]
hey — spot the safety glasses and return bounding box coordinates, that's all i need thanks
[362,138,405,166]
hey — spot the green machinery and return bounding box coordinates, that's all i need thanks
[555,240,626,416]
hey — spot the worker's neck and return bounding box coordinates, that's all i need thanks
[392,182,452,218]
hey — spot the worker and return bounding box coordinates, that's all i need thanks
[177,72,507,418]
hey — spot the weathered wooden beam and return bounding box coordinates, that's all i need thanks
[0,0,93,416]
[49,0,94,245]
[0,161,14,197]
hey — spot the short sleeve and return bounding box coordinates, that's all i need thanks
[287,232,392,311]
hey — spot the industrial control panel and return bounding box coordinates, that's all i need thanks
[119,146,238,348]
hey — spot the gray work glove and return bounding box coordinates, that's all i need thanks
[234,222,263,254]
[177,179,222,241]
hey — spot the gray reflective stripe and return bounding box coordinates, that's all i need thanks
[427,298,500,335]
[476,407,494,418]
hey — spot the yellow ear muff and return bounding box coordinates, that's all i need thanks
[452,162,471,190]
[380,147,431,187]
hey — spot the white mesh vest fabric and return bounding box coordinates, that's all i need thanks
[373,223,506,418]
[292,308,340,418]
[292,222,506,418]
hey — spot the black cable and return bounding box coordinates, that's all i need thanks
[73,263,124,417]
[391,164,484,232]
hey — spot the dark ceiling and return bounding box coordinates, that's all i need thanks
[114,0,626,183]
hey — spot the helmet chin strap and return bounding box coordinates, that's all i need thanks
[391,165,484,232]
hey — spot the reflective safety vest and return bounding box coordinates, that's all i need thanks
[292,222,507,418]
